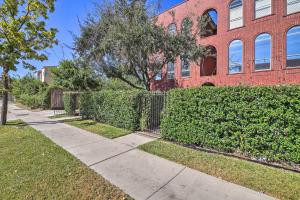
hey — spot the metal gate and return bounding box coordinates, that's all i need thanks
[140,92,167,134]
[51,89,64,110]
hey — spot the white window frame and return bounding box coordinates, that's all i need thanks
[229,0,243,30]
[286,26,300,68]
[228,40,243,74]
[168,23,177,35]
[167,62,175,80]
[255,0,272,19]
[286,0,300,15]
[254,33,272,71]
[181,57,190,77]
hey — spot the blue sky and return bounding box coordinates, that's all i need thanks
[9,0,183,77]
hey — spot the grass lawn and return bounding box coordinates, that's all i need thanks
[64,119,131,139]
[0,120,132,200]
[139,140,300,200]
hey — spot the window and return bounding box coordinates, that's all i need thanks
[287,0,300,15]
[154,71,162,81]
[255,33,271,70]
[229,0,243,29]
[228,40,243,74]
[181,57,190,77]
[167,62,175,80]
[255,0,272,18]
[168,23,177,35]
[286,26,300,68]
[199,9,218,37]
[181,18,193,35]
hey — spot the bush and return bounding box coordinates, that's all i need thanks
[161,86,300,164]
[80,90,142,131]
[64,92,79,115]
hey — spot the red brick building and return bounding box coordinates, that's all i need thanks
[151,0,300,90]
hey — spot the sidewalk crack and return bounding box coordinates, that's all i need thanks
[145,167,186,200]
[88,148,136,167]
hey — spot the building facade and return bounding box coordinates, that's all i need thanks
[36,66,55,84]
[152,0,300,90]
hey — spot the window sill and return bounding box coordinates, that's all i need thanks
[284,66,300,70]
[181,76,191,79]
[228,26,245,32]
[252,69,272,73]
[284,11,300,17]
[227,72,244,75]
[253,14,275,21]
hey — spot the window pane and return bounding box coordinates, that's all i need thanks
[255,33,271,70]
[230,0,243,29]
[154,71,162,80]
[229,40,243,74]
[287,0,300,15]
[287,25,300,68]
[255,0,271,18]
[181,58,190,77]
[168,23,177,35]
[167,62,175,79]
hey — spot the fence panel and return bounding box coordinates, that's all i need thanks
[141,92,167,134]
[51,89,64,110]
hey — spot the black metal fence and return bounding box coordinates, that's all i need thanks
[140,92,167,134]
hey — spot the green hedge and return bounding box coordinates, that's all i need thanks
[161,86,300,164]
[64,92,79,115]
[80,90,143,131]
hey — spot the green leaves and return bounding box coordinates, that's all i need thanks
[80,90,142,131]
[0,0,57,70]
[51,60,102,92]
[75,0,206,90]
[161,86,300,164]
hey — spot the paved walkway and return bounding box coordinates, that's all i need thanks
[7,104,275,200]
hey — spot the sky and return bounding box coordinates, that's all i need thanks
[7,0,184,77]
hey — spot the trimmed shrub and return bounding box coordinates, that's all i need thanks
[80,90,142,131]
[64,92,79,115]
[161,86,300,164]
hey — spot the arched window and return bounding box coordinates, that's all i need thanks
[201,46,217,76]
[199,9,218,38]
[255,0,272,18]
[167,62,175,80]
[168,23,177,35]
[181,17,193,35]
[229,0,243,30]
[181,57,190,77]
[286,26,300,68]
[287,0,300,15]
[228,40,243,74]
[255,33,271,70]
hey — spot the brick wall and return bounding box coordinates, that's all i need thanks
[152,0,300,90]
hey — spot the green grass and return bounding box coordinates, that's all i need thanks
[64,119,131,139]
[0,120,132,200]
[139,140,300,200]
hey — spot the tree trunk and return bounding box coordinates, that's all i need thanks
[1,67,9,125]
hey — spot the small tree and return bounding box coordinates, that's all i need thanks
[51,60,102,91]
[0,0,57,125]
[75,0,206,91]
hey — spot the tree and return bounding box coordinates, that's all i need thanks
[51,60,102,91]
[0,0,57,125]
[75,0,206,91]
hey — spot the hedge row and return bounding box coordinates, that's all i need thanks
[63,92,80,115]
[80,90,163,131]
[161,86,300,164]
[80,90,142,131]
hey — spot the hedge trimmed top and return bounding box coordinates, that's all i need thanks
[161,86,300,164]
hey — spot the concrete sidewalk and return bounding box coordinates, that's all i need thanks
[8,104,275,200]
